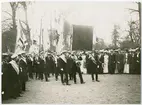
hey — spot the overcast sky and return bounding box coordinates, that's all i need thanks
[2,1,138,45]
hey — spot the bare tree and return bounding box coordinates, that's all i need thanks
[94,37,107,50]
[125,20,140,46]
[111,25,120,49]
[128,2,141,42]
[10,2,19,31]
[1,2,19,53]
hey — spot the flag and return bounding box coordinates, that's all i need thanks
[15,20,30,53]
[56,32,64,55]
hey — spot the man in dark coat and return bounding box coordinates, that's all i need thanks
[88,55,97,81]
[71,55,85,84]
[57,53,70,85]
[116,51,124,74]
[6,54,21,99]
[93,52,100,82]
[44,55,50,81]
[98,53,104,74]
[2,54,14,100]
[45,55,50,78]
[27,55,33,79]
[108,50,116,74]
[86,54,90,74]
[128,51,135,74]
[135,49,141,74]
[46,54,54,77]
[19,52,28,91]
[38,56,45,80]
[66,54,74,80]
[33,56,40,79]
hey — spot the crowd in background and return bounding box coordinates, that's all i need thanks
[2,47,141,100]
[85,48,141,74]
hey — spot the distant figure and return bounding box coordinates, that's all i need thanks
[103,52,109,73]
[80,54,87,74]
[99,53,104,74]
[108,51,116,74]
[116,51,124,74]
[124,50,129,73]
[135,49,141,74]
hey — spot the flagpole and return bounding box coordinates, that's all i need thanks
[14,20,19,53]
[50,11,52,51]
[39,18,42,55]
[42,28,44,53]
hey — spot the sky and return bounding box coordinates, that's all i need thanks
[2,1,139,45]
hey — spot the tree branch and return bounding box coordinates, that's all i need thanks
[2,11,12,16]
[128,8,139,13]
[2,18,12,23]
[10,2,14,7]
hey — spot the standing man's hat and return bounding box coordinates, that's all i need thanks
[2,53,8,56]
[17,50,26,55]
[11,53,18,58]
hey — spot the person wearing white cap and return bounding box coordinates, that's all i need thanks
[6,53,21,99]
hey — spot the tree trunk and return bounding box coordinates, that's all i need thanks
[24,7,31,52]
[138,2,141,45]
[12,9,17,30]
[10,3,17,53]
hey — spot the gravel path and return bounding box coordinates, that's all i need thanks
[2,74,141,104]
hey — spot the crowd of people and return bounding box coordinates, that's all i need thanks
[2,48,141,100]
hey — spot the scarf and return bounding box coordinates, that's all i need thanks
[9,60,19,75]
[21,57,27,64]
[60,54,67,63]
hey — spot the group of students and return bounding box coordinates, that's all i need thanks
[2,51,29,100]
[2,48,141,100]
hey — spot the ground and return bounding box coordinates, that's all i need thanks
[2,74,141,104]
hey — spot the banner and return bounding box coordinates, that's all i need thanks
[72,25,93,51]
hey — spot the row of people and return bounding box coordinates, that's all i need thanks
[77,49,140,74]
[2,50,101,97]
[2,52,28,100]
[2,48,140,100]
[89,49,141,74]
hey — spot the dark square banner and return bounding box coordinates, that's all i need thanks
[72,25,93,50]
